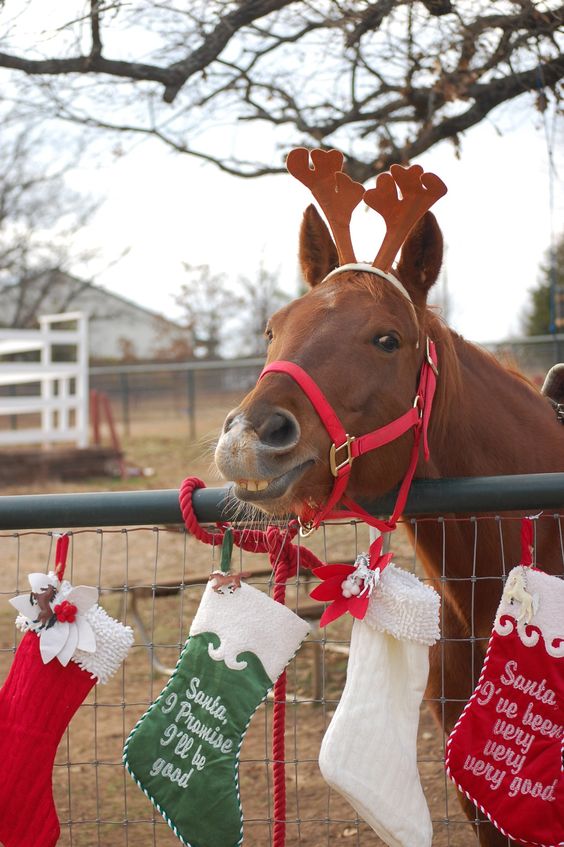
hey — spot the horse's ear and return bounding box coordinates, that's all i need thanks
[395,211,443,306]
[299,204,339,288]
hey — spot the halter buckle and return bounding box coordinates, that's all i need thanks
[426,337,439,377]
[298,517,316,538]
[330,434,356,477]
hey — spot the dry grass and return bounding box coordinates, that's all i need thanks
[0,400,476,847]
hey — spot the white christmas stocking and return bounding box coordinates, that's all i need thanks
[318,563,440,847]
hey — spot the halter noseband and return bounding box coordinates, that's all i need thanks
[259,265,438,536]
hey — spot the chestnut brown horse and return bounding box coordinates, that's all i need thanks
[215,153,564,846]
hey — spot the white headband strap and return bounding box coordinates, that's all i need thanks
[322,262,413,304]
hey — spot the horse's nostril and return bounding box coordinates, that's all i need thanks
[223,411,237,434]
[258,411,300,449]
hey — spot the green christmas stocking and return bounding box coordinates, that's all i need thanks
[124,578,310,847]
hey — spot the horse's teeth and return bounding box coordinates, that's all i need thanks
[237,479,270,492]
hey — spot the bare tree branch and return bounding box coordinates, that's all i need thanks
[394,55,564,173]
[345,0,400,47]
[0,0,560,177]
[162,0,295,103]
[0,121,103,327]
[90,0,103,59]
[0,51,174,84]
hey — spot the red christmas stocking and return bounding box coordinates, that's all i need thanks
[0,632,96,847]
[0,545,133,847]
[446,562,564,846]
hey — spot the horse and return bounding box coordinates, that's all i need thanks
[214,148,564,846]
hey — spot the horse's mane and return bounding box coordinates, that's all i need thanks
[423,305,547,449]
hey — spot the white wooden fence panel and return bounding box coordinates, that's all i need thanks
[0,313,89,449]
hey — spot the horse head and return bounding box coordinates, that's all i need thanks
[215,149,446,525]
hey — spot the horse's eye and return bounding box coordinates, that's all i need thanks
[265,328,273,344]
[373,334,400,352]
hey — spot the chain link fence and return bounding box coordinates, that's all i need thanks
[484,334,564,385]
[90,359,264,440]
[88,336,564,441]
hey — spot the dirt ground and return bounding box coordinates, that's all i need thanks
[0,399,480,847]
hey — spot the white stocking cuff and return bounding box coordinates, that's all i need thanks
[72,605,134,684]
[190,582,311,683]
[364,564,440,645]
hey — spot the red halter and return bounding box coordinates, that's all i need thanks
[259,337,438,535]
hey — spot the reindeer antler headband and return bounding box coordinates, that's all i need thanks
[286,147,447,274]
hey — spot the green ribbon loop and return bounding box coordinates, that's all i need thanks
[220,528,234,574]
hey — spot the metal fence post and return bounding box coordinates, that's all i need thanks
[120,372,130,437]
[186,369,196,441]
[9,384,17,431]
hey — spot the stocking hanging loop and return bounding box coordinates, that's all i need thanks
[53,533,70,582]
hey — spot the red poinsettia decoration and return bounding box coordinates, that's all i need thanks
[54,600,78,624]
[310,535,393,627]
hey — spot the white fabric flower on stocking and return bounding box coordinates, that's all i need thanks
[11,572,98,665]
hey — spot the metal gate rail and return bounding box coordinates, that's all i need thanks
[0,472,562,528]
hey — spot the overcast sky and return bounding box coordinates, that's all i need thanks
[67,99,562,345]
